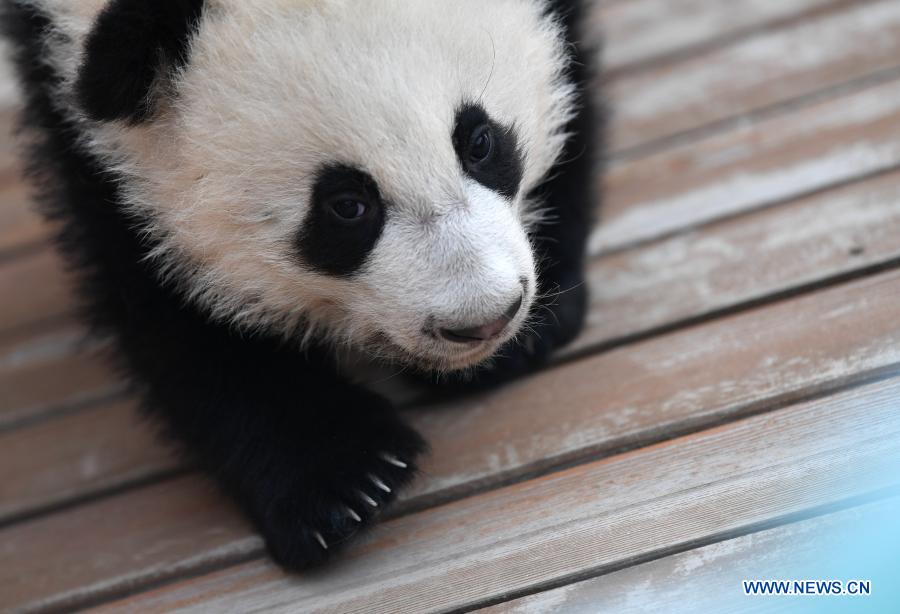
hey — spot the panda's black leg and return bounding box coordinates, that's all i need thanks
[120,315,426,569]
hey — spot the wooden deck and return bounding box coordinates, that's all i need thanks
[3,1,900,611]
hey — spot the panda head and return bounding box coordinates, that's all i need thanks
[66,0,577,371]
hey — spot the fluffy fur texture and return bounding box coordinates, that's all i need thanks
[2,0,601,568]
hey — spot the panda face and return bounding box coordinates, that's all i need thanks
[54,0,577,370]
[293,100,536,370]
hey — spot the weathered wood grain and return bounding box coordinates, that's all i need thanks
[2,176,899,527]
[598,0,848,73]
[574,169,900,356]
[0,398,180,524]
[3,271,900,612]
[610,0,900,152]
[0,322,122,430]
[88,378,900,614]
[0,476,259,614]
[593,76,900,254]
[480,498,900,613]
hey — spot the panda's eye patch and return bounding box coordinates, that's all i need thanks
[452,102,523,200]
[329,196,370,222]
[468,125,494,164]
[297,164,386,276]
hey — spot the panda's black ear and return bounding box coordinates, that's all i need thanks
[75,0,205,123]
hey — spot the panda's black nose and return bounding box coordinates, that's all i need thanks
[440,295,523,344]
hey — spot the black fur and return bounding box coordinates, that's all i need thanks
[1,0,600,569]
[297,164,387,277]
[3,0,425,569]
[452,103,524,200]
[75,0,204,123]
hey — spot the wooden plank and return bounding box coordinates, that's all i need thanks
[610,0,900,152]
[0,111,23,183]
[593,76,900,254]
[598,0,847,73]
[0,108,45,259]
[3,270,900,612]
[479,498,900,613]
[0,248,70,338]
[575,169,900,356]
[0,476,259,614]
[88,378,900,614]
[0,179,49,256]
[2,179,899,528]
[0,398,180,524]
[0,322,123,429]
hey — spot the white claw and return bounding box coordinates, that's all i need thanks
[370,475,392,493]
[314,531,328,550]
[346,506,362,522]
[381,452,408,469]
[360,491,378,507]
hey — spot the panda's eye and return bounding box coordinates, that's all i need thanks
[453,103,522,199]
[330,197,369,222]
[468,125,494,164]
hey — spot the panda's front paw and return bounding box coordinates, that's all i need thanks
[250,412,427,569]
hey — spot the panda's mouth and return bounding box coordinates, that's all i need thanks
[416,339,510,372]
[436,295,523,345]
[357,277,534,372]
[401,307,526,372]
[364,312,522,373]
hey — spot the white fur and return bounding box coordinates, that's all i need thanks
[28,0,577,370]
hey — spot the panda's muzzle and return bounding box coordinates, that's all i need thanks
[439,295,523,344]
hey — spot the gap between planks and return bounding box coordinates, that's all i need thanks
[594,68,900,254]
[600,0,864,78]
[607,0,900,152]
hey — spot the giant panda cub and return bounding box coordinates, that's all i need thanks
[2,0,599,568]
